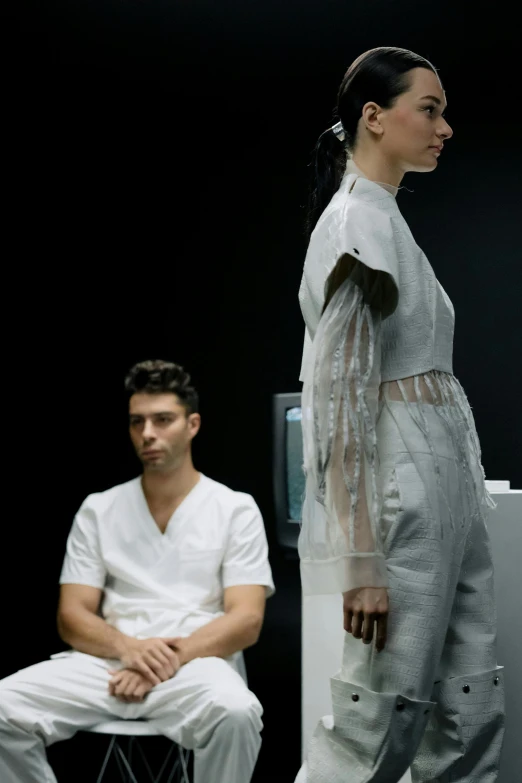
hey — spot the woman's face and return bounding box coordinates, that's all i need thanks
[378,67,453,172]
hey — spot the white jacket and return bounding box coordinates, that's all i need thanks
[297,163,493,596]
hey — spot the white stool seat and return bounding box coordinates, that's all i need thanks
[89,720,162,737]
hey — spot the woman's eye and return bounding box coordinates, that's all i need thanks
[424,105,436,115]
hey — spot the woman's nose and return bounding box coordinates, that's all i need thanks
[438,118,453,140]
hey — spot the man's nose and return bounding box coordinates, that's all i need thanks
[142,420,156,440]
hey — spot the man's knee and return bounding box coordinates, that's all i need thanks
[0,684,27,738]
[210,687,263,733]
[0,677,44,738]
[0,678,18,718]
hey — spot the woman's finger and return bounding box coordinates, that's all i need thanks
[362,613,375,644]
[351,611,364,639]
[375,612,388,652]
[344,609,354,633]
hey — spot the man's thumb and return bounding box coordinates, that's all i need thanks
[163,637,181,647]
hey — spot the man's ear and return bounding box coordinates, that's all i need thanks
[188,412,201,438]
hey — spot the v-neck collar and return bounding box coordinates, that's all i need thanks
[134,473,208,538]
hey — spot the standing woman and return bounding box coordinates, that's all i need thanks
[296,48,505,783]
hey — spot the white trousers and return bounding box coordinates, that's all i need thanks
[0,651,263,783]
[297,401,505,783]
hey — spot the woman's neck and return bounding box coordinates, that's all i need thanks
[348,153,403,196]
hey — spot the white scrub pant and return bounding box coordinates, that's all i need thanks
[0,651,263,783]
[297,401,505,783]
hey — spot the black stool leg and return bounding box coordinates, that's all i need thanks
[96,736,117,783]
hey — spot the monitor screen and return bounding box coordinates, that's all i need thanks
[286,406,304,523]
[273,392,303,551]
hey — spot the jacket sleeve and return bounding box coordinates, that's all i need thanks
[298,204,400,595]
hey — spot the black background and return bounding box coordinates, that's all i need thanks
[3,1,521,780]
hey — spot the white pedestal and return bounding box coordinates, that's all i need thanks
[301,487,521,783]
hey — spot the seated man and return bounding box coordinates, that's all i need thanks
[0,360,275,783]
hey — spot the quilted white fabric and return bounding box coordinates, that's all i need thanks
[299,165,454,384]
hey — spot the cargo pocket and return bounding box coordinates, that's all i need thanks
[307,675,435,783]
[411,666,505,783]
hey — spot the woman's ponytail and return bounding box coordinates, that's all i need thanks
[306,126,346,240]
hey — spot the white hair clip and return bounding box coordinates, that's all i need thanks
[331,121,346,142]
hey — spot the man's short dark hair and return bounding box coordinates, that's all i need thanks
[124,360,199,415]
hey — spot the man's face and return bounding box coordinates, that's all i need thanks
[128,393,200,472]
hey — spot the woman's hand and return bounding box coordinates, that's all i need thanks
[343,587,389,652]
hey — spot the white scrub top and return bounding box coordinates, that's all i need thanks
[60,473,275,640]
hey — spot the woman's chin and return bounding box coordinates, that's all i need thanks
[406,159,439,174]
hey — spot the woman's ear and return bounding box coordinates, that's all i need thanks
[361,102,385,137]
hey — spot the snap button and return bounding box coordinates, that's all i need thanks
[353,248,360,255]
[494,677,500,685]
[462,685,470,694]
[396,702,405,711]
[424,709,430,715]
[351,694,359,702]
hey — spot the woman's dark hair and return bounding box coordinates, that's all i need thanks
[307,47,437,237]
[124,359,199,415]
